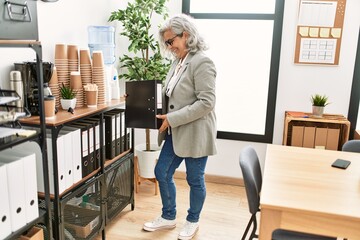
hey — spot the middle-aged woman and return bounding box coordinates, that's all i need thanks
[142,14,217,240]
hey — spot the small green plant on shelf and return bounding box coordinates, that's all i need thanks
[311,94,330,107]
[59,83,76,99]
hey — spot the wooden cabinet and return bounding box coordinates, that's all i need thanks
[283,111,350,150]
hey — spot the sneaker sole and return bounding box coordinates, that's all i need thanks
[143,224,176,232]
[178,226,199,240]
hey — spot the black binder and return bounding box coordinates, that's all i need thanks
[107,109,126,154]
[125,126,131,151]
[105,111,121,156]
[76,122,97,171]
[125,80,163,129]
[120,109,129,152]
[68,122,96,175]
[78,119,101,167]
[104,114,116,160]
[87,116,106,163]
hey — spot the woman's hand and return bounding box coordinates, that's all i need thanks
[156,114,169,133]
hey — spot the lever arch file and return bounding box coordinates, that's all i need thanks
[105,111,121,156]
[78,119,101,167]
[14,140,65,195]
[107,109,127,154]
[125,80,162,129]
[0,163,12,239]
[60,127,82,185]
[0,155,27,232]
[104,114,116,159]
[58,131,74,189]
[46,134,66,194]
[72,122,97,170]
[1,149,39,224]
[68,123,95,177]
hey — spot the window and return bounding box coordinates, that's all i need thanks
[182,0,284,143]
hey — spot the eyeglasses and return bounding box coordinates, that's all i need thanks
[165,33,183,47]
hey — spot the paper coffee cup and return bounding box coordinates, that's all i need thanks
[85,90,98,107]
[44,95,56,118]
[70,72,82,89]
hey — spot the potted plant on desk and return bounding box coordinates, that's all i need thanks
[59,83,77,110]
[109,0,170,187]
[311,94,330,117]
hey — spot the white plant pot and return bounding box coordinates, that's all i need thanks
[61,98,77,110]
[135,143,162,178]
[312,106,324,117]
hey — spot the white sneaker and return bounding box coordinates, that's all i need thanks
[178,221,199,240]
[143,216,176,232]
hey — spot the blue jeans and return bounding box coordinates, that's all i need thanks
[155,133,208,223]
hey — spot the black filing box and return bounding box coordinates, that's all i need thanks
[0,0,38,40]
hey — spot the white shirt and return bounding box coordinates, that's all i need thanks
[166,53,189,97]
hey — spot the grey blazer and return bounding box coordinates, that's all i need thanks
[158,51,217,158]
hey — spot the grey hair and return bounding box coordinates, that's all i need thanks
[158,14,208,58]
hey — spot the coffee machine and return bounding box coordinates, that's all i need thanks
[14,61,54,115]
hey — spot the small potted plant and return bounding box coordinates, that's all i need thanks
[311,94,330,117]
[59,83,77,110]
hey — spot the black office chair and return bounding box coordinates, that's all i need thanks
[239,146,337,240]
[342,139,360,153]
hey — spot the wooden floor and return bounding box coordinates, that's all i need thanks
[96,178,250,240]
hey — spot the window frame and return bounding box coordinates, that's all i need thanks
[182,0,285,143]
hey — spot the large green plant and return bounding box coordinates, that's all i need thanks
[108,0,171,81]
[109,0,171,151]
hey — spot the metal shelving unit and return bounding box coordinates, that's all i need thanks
[0,40,52,240]
[20,100,134,240]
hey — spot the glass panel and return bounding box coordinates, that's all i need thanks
[195,19,274,134]
[190,0,276,14]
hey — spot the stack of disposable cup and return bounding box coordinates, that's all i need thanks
[84,83,98,107]
[91,51,105,105]
[55,44,70,87]
[70,71,83,108]
[48,66,60,108]
[68,45,79,73]
[80,49,92,88]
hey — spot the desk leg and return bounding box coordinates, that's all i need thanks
[259,208,281,240]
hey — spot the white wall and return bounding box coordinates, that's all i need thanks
[1,0,359,179]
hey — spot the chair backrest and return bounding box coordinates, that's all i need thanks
[342,140,360,153]
[239,146,262,214]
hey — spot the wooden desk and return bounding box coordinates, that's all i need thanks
[260,144,360,239]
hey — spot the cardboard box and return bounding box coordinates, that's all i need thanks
[314,127,327,149]
[64,205,100,238]
[291,126,304,147]
[326,128,340,150]
[18,226,44,240]
[303,127,315,148]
